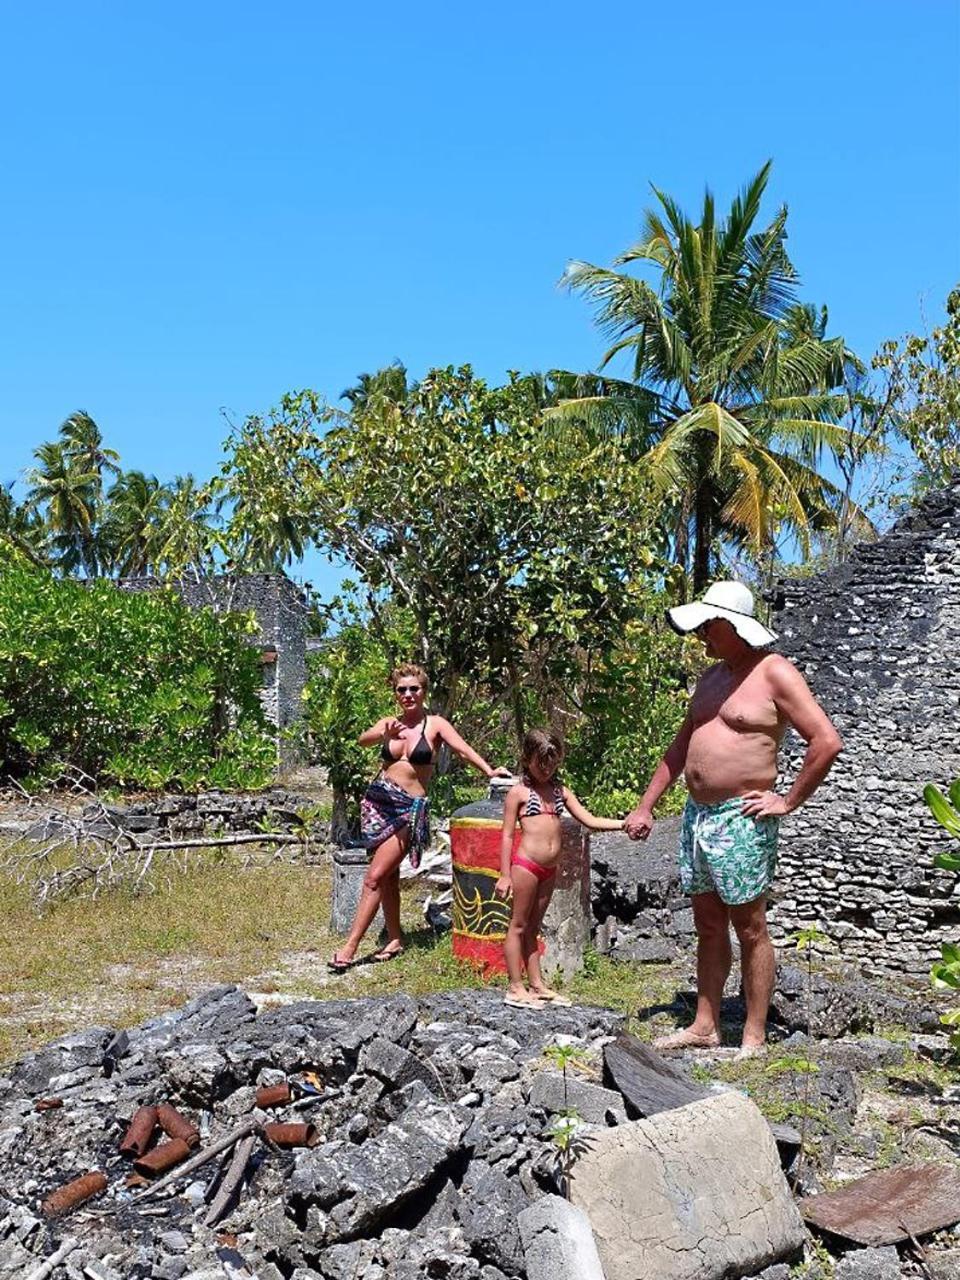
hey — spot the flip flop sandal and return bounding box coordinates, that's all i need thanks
[371,946,405,963]
[503,994,546,1009]
[531,990,573,1006]
[327,954,357,974]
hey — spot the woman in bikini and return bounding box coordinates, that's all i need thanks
[330,662,509,972]
[494,729,624,1008]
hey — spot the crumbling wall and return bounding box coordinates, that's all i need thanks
[116,574,309,769]
[770,475,960,977]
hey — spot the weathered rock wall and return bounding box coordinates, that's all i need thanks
[117,574,309,768]
[770,475,960,976]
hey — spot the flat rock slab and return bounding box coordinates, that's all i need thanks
[519,1194,606,1280]
[800,1163,960,1247]
[570,1092,805,1280]
[834,1246,902,1279]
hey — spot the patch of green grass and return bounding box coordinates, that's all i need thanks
[566,953,680,1032]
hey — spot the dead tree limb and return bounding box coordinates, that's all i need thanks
[203,1132,256,1227]
[132,1118,260,1204]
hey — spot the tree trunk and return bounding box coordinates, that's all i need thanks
[331,786,351,844]
[692,484,713,595]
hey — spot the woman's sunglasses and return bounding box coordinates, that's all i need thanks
[395,684,422,694]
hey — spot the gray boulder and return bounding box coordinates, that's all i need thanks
[527,1070,626,1125]
[570,1092,805,1280]
[834,1247,902,1279]
[518,1194,606,1280]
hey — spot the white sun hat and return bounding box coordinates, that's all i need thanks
[666,580,777,648]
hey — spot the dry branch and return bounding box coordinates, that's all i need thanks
[203,1132,257,1227]
[0,772,316,907]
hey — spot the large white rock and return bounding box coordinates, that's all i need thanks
[519,1194,607,1280]
[570,1091,805,1280]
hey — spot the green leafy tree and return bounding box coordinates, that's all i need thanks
[26,441,102,574]
[0,483,46,567]
[0,557,275,790]
[559,163,870,592]
[220,367,663,722]
[874,285,960,492]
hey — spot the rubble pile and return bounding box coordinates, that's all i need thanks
[2,984,957,1280]
[0,986,624,1279]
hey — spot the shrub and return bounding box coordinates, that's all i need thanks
[0,559,276,790]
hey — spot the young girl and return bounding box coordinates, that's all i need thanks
[494,729,624,1008]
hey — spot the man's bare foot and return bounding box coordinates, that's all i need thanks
[653,1027,721,1051]
[735,1042,766,1060]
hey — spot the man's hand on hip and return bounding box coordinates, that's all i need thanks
[741,790,791,818]
[624,806,655,840]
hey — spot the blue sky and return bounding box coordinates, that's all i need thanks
[2,0,958,598]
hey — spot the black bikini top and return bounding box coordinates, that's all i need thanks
[381,717,435,767]
[521,777,565,819]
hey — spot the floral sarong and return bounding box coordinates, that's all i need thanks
[679,795,779,905]
[359,776,430,870]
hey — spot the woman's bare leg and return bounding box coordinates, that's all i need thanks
[378,861,405,955]
[504,868,541,1001]
[334,832,407,961]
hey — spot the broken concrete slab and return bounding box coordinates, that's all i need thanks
[518,1194,606,1280]
[570,1092,806,1280]
[800,1163,960,1247]
[528,1070,627,1125]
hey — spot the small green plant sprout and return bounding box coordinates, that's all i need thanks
[923,778,960,1054]
[792,925,828,953]
[543,1042,589,1077]
[547,1108,588,1200]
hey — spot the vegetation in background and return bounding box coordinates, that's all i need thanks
[922,777,960,1053]
[0,557,275,790]
[557,162,878,593]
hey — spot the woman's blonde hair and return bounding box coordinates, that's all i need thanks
[390,662,429,692]
[520,728,565,774]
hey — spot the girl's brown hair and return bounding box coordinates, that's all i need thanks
[390,662,429,692]
[520,728,565,774]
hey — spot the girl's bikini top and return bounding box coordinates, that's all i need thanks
[521,777,565,819]
[381,717,436,767]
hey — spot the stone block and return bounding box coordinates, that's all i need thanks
[331,846,383,936]
[570,1092,805,1280]
[527,1070,626,1125]
[518,1194,606,1280]
[834,1246,902,1279]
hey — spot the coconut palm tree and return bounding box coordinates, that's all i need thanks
[26,441,102,574]
[58,411,121,486]
[557,163,868,592]
[102,470,171,576]
[0,483,47,566]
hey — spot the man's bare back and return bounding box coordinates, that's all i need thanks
[685,655,786,804]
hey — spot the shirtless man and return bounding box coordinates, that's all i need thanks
[625,581,842,1055]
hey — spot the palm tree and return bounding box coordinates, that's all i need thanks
[26,441,102,574]
[558,163,867,593]
[0,483,47,566]
[155,474,220,578]
[102,470,171,576]
[58,411,121,485]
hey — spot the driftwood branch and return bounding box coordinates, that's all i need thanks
[203,1132,256,1227]
[132,1118,260,1204]
[24,1237,79,1280]
[0,773,315,908]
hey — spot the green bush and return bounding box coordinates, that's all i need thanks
[564,613,690,816]
[0,559,276,790]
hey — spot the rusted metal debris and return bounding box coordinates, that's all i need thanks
[255,1082,292,1108]
[156,1103,200,1149]
[262,1122,318,1149]
[134,1137,194,1176]
[801,1163,960,1246]
[119,1105,159,1158]
[41,1171,108,1217]
[34,1098,63,1112]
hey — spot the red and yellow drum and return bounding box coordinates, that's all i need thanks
[450,782,520,973]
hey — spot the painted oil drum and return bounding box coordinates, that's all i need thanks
[450,777,587,972]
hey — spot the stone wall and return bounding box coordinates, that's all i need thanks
[116,574,309,769]
[769,474,960,977]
